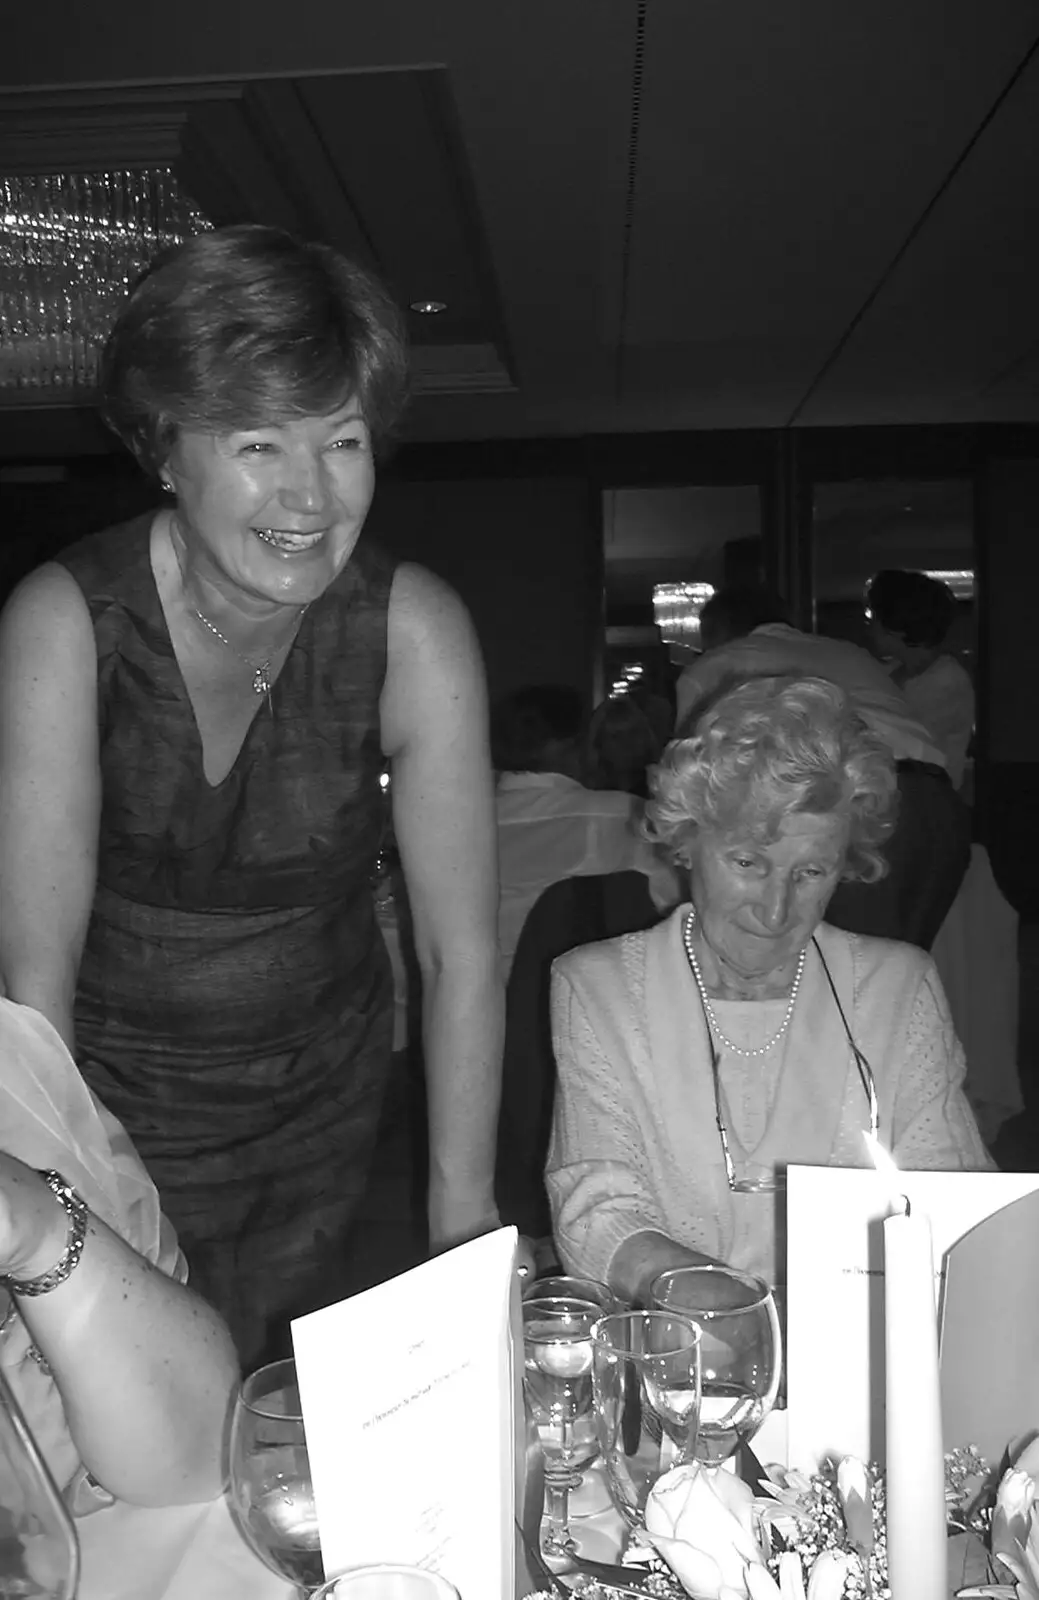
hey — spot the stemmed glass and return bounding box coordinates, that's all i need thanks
[521,1297,601,1560]
[228,1358,324,1598]
[522,1276,623,1517]
[590,1310,702,1527]
[0,1367,79,1599]
[650,1266,782,1465]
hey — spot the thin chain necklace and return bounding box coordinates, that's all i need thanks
[682,909,806,1059]
[171,512,307,712]
[189,604,278,704]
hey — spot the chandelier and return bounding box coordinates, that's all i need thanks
[652,581,716,649]
[0,169,209,397]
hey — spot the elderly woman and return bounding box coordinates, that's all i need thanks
[0,992,238,1509]
[546,676,990,1305]
[0,226,502,1364]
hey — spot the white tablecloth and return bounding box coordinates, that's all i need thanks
[77,1493,292,1600]
[75,1413,789,1599]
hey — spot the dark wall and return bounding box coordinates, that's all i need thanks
[981,457,1039,919]
[367,475,600,704]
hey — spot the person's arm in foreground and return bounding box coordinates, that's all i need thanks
[0,568,101,1053]
[0,1154,239,1505]
[546,964,717,1305]
[383,564,504,1252]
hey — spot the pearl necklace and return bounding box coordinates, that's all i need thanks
[682,910,806,1059]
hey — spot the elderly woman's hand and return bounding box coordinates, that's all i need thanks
[0,1155,70,1283]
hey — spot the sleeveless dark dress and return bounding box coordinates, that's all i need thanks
[57,515,396,1366]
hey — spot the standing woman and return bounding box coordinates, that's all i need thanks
[0,226,503,1365]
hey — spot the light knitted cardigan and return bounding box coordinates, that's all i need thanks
[545,905,992,1288]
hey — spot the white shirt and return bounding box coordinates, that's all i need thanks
[901,655,975,789]
[676,624,947,768]
[495,771,651,978]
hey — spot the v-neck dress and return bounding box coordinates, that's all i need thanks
[56,514,395,1365]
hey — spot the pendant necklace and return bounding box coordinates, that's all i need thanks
[189,604,277,709]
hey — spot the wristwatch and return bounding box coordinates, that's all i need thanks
[4,1170,89,1298]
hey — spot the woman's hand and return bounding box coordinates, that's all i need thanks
[0,1156,68,1283]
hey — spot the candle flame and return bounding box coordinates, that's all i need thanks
[863,1130,897,1176]
[864,1131,910,1214]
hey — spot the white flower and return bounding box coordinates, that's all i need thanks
[744,1550,851,1600]
[988,1439,1039,1600]
[836,1457,873,1556]
[645,1462,769,1599]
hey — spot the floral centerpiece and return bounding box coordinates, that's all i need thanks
[593,1438,1039,1600]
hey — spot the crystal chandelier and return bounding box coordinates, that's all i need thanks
[652,581,716,649]
[0,169,209,396]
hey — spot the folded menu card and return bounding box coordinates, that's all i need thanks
[939,1185,1039,1463]
[785,1166,1039,1470]
[293,1227,519,1600]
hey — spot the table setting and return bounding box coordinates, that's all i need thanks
[7,1156,1039,1600]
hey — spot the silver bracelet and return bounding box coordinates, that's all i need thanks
[5,1171,89,1298]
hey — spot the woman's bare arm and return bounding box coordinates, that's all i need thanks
[381,563,503,1251]
[0,566,101,1051]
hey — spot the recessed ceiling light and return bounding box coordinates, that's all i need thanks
[409,298,447,315]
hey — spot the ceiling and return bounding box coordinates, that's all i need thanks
[3,1,1039,441]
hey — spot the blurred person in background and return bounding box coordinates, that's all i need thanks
[867,568,975,792]
[583,692,662,797]
[493,685,669,980]
[675,584,970,949]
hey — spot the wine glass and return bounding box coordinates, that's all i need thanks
[522,1297,601,1560]
[0,1368,79,1599]
[650,1266,782,1465]
[228,1358,324,1597]
[590,1310,702,1527]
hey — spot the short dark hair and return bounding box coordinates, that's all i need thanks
[491,685,584,773]
[100,225,409,475]
[867,569,956,648]
[698,583,791,646]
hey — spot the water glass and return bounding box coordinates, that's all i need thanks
[590,1310,702,1526]
[522,1297,601,1557]
[228,1358,324,1596]
[650,1266,782,1465]
[311,1568,459,1598]
[522,1275,623,1313]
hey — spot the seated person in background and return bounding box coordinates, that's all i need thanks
[866,569,975,792]
[546,676,991,1306]
[0,992,238,1510]
[493,685,674,979]
[583,693,662,797]
[676,584,970,949]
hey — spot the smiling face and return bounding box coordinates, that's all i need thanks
[164,405,375,611]
[688,810,850,982]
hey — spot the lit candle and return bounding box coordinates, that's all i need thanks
[879,1184,947,1599]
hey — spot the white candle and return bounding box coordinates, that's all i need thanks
[884,1196,946,1600]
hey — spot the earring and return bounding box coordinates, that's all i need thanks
[160,477,175,495]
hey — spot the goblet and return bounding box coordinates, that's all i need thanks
[0,1367,79,1599]
[650,1265,782,1465]
[590,1310,701,1526]
[229,1358,324,1597]
[522,1297,601,1560]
